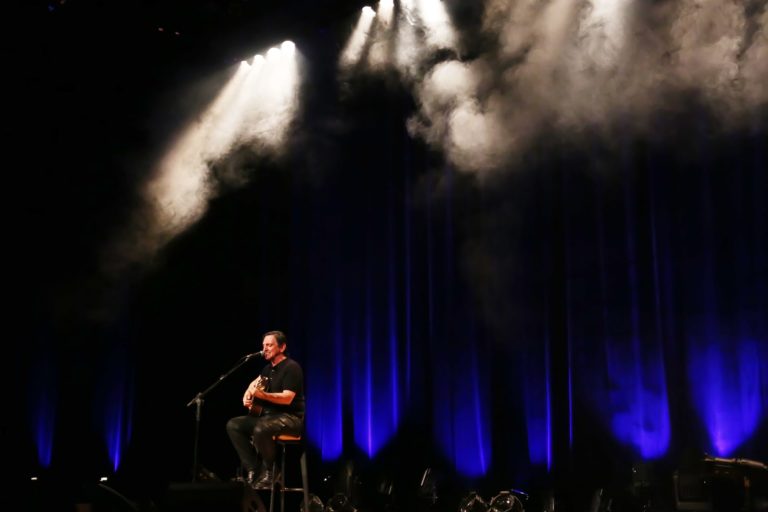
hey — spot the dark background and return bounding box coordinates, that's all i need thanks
[7,1,768,511]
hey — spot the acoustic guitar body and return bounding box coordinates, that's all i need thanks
[248,376,270,417]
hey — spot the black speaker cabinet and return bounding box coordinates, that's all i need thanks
[163,481,265,512]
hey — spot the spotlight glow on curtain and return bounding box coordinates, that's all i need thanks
[569,157,672,460]
[605,339,671,459]
[105,398,130,472]
[689,339,764,456]
[100,345,134,472]
[433,348,490,478]
[30,355,56,468]
[351,343,402,455]
[306,325,344,461]
[351,284,402,457]
[524,336,552,469]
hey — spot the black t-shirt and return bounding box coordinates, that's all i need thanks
[256,357,305,417]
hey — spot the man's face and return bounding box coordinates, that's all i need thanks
[262,334,284,360]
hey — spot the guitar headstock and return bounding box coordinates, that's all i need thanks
[255,375,270,391]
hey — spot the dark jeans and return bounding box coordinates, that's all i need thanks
[226,413,303,473]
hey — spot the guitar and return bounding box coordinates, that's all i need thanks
[247,375,270,417]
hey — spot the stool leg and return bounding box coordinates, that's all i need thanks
[269,453,278,512]
[300,451,309,512]
[280,445,287,512]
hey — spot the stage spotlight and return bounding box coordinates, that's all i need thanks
[300,493,325,512]
[325,492,356,512]
[458,491,488,512]
[488,490,524,512]
[281,40,296,56]
[267,47,281,60]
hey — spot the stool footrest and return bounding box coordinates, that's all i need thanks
[280,487,306,492]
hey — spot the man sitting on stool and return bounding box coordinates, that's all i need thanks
[226,330,305,488]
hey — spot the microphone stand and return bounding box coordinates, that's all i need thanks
[186,353,261,482]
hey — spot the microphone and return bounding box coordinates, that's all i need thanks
[245,351,264,359]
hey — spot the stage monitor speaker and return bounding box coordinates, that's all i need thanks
[163,481,264,512]
[78,483,140,512]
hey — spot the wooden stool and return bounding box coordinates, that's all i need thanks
[269,434,309,512]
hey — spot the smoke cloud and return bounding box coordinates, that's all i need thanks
[347,0,768,174]
[102,47,302,279]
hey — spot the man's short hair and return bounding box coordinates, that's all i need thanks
[264,330,287,347]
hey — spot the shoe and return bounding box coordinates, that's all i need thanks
[251,470,281,489]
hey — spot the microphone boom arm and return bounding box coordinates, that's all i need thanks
[185,354,255,481]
